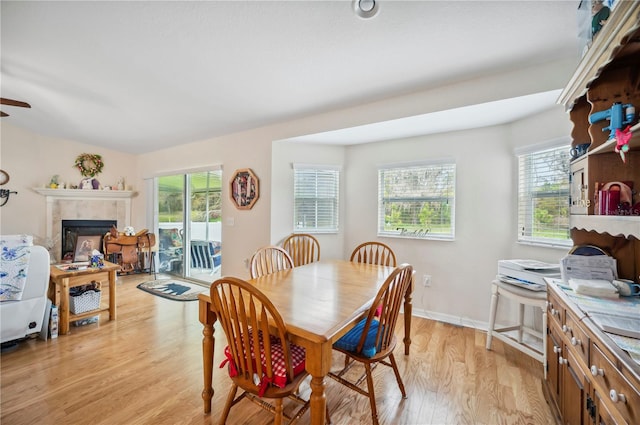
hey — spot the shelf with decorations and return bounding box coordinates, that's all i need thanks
[561,1,640,287]
[33,188,137,199]
[589,121,640,155]
[563,1,640,240]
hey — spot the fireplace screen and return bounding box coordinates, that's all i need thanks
[61,220,117,262]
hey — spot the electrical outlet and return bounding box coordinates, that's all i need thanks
[422,274,431,287]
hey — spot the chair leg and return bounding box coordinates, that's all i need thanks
[220,383,238,425]
[364,363,379,425]
[343,354,351,369]
[517,303,525,343]
[274,398,283,425]
[486,287,499,350]
[151,251,157,279]
[388,353,407,398]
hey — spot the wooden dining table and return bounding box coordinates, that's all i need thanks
[198,259,413,425]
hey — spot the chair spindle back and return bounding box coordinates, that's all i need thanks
[350,241,396,267]
[282,233,320,267]
[357,264,413,355]
[249,246,294,279]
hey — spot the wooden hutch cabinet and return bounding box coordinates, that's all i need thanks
[546,2,640,425]
[546,282,640,425]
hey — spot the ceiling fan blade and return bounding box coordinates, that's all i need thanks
[0,98,31,108]
[0,111,8,117]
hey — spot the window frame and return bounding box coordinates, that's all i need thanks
[377,159,456,241]
[516,139,572,248]
[293,164,340,233]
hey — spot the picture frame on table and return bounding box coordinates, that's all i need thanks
[73,235,101,262]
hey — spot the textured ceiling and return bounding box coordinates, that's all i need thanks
[1,1,580,154]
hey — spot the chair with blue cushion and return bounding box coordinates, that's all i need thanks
[328,263,414,425]
[210,276,327,425]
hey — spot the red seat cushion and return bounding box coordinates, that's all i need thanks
[220,329,306,395]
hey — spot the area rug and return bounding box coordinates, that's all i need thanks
[137,279,209,301]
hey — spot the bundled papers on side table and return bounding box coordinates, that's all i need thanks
[568,278,619,298]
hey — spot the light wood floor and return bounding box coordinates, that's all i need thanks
[1,273,556,425]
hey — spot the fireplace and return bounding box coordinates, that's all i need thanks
[35,188,135,263]
[61,219,117,262]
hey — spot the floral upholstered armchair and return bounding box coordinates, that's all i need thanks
[0,235,51,344]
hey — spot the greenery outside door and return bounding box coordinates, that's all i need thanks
[157,170,222,282]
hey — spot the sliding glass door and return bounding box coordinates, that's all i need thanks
[157,170,222,282]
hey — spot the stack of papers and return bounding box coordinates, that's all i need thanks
[568,278,619,298]
[589,312,640,339]
[561,254,617,281]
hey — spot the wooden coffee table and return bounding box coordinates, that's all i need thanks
[49,261,119,334]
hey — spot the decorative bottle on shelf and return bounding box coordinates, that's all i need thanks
[117,177,125,191]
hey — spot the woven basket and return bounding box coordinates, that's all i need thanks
[70,289,101,314]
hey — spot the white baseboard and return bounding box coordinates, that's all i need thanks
[410,307,489,332]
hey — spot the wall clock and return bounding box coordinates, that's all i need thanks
[230,168,259,210]
[0,169,9,186]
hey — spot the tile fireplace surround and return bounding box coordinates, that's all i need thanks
[34,188,137,262]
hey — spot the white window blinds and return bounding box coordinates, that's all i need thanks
[517,144,571,246]
[293,166,339,232]
[378,161,455,240]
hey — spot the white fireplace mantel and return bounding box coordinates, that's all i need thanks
[34,188,138,244]
[34,188,137,199]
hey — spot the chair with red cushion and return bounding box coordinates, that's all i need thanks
[210,276,322,425]
[328,264,414,425]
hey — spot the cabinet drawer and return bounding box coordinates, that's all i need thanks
[564,309,589,364]
[547,289,564,330]
[594,388,626,425]
[590,343,640,425]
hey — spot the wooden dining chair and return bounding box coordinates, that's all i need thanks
[250,245,294,279]
[328,263,414,425]
[210,277,319,425]
[350,241,397,267]
[282,233,320,267]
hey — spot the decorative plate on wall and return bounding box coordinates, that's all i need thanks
[230,168,259,210]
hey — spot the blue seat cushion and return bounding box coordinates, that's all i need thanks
[334,318,381,358]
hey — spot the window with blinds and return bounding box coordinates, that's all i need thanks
[517,144,571,246]
[378,161,455,240]
[293,166,339,232]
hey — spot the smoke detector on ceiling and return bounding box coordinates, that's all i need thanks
[353,0,379,19]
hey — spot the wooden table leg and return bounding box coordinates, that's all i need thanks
[108,269,117,320]
[199,297,216,413]
[403,279,413,355]
[302,340,331,425]
[60,277,70,335]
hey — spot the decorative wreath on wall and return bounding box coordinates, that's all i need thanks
[74,153,104,177]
